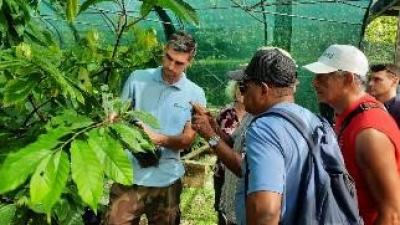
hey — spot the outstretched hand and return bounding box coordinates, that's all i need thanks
[191,102,218,139]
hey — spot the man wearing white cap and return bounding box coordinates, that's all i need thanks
[304,44,400,225]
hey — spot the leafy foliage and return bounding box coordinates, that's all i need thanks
[71,139,104,212]
[365,16,397,44]
[30,151,70,213]
[141,0,198,25]
[0,204,16,225]
[0,0,199,223]
[364,16,397,64]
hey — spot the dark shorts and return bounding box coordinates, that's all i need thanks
[105,179,182,225]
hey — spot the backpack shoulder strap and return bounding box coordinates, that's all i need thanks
[244,108,314,196]
[337,102,384,139]
[252,108,316,151]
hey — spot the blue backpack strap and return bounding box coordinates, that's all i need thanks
[252,108,317,152]
[244,108,315,197]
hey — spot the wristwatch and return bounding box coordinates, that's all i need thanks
[207,135,221,148]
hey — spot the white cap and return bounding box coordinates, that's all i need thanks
[303,44,369,77]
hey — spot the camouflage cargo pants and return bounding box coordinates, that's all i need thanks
[105,179,182,225]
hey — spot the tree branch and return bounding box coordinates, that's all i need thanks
[26,95,48,124]
[105,0,128,83]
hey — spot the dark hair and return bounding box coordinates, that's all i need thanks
[370,63,400,76]
[167,30,197,58]
[244,48,297,87]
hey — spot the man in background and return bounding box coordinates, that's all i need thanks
[368,63,400,127]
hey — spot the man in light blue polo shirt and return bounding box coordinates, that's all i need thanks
[106,31,206,225]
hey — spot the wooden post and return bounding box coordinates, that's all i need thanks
[395,10,400,67]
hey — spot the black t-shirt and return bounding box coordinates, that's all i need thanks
[384,95,400,128]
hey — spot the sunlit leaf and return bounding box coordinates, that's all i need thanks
[30,151,70,213]
[66,0,79,22]
[111,123,155,153]
[0,126,71,194]
[70,139,103,212]
[88,129,133,185]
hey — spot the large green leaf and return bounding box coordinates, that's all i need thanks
[155,0,198,25]
[30,151,70,213]
[0,204,16,225]
[0,126,71,194]
[66,0,79,22]
[129,110,160,129]
[79,0,110,14]
[87,129,133,185]
[70,139,103,212]
[111,123,155,153]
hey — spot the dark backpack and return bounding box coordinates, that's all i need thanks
[244,108,363,225]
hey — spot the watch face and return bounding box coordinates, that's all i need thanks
[208,136,220,147]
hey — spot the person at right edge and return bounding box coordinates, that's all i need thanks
[367,63,400,127]
[304,44,400,225]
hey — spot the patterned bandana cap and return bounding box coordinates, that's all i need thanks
[244,48,297,87]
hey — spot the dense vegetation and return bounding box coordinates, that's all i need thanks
[0,0,197,224]
[0,0,397,224]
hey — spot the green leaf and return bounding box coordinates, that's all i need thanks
[33,56,85,104]
[0,204,16,225]
[3,78,36,106]
[46,109,93,131]
[140,0,156,17]
[78,67,92,92]
[66,0,79,22]
[54,199,84,225]
[70,139,103,212]
[0,126,71,194]
[0,60,26,70]
[130,110,160,129]
[155,0,198,25]
[79,0,110,14]
[30,151,70,213]
[111,123,155,153]
[87,129,133,185]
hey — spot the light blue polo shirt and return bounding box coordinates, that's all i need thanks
[121,67,206,187]
[235,103,319,225]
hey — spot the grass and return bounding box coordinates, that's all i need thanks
[181,154,218,225]
[181,187,217,225]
